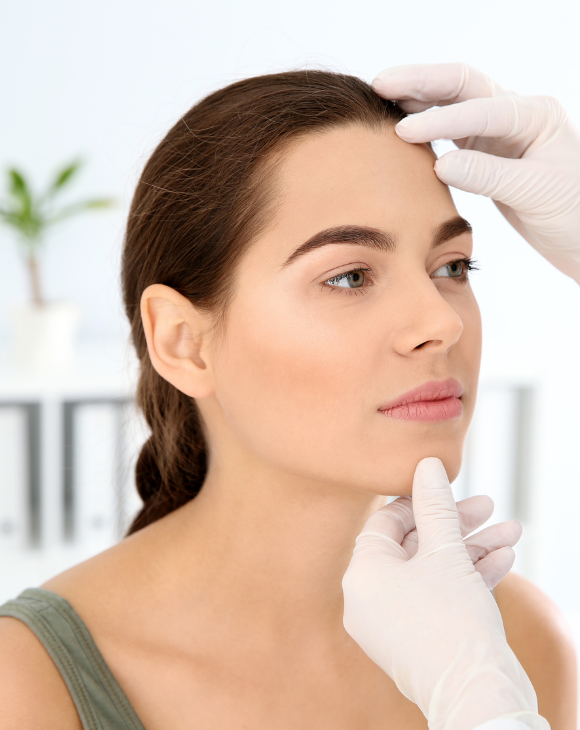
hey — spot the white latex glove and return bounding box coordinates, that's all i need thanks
[394,493,522,590]
[342,457,550,730]
[372,63,580,284]
[475,721,546,730]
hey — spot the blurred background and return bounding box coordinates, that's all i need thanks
[1,0,579,706]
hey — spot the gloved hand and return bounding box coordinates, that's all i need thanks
[372,63,580,285]
[394,492,522,590]
[342,458,550,730]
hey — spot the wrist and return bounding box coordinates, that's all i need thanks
[472,712,551,730]
[426,641,538,730]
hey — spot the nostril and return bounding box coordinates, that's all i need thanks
[415,341,429,349]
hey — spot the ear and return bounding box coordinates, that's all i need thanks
[140,284,215,399]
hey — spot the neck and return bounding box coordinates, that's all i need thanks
[149,449,386,651]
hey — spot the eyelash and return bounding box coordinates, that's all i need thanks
[321,258,479,297]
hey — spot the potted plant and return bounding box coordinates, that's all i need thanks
[0,160,113,372]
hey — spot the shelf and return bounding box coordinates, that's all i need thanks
[0,337,139,400]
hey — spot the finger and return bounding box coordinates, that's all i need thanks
[474,546,516,590]
[353,496,414,560]
[397,99,447,114]
[412,457,463,553]
[401,528,418,556]
[402,494,494,558]
[465,520,522,564]
[394,95,555,149]
[456,495,494,537]
[434,149,539,209]
[372,63,503,108]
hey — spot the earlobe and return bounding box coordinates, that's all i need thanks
[140,284,215,399]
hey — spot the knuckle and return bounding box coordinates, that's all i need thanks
[536,94,565,113]
[532,95,569,129]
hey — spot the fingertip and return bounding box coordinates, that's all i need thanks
[415,456,445,475]
[465,493,494,516]
[500,545,516,567]
[483,494,494,509]
[475,545,516,589]
[433,152,458,185]
[434,155,447,174]
[417,456,443,466]
[371,77,387,96]
[372,67,402,84]
[394,119,414,141]
[495,545,516,570]
[475,493,494,512]
[511,520,523,539]
[413,457,451,493]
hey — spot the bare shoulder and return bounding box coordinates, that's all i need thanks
[0,616,83,730]
[494,571,578,730]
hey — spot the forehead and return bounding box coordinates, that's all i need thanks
[267,123,456,243]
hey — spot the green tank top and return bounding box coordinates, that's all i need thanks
[0,585,500,729]
[0,587,146,730]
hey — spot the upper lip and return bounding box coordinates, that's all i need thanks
[378,378,464,412]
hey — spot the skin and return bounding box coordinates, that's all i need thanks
[0,123,576,730]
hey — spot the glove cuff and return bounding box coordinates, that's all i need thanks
[473,712,551,730]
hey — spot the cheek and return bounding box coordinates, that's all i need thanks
[438,293,482,481]
[211,285,483,495]
[456,294,482,399]
[213,291,373,465]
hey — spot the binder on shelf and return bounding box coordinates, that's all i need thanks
[116,399,147,537]
[0,405,29,550]
[64,398,147,548]
[68,401,120,550]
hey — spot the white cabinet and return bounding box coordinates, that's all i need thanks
[0,338,147,602]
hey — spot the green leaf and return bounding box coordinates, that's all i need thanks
[50,159,83,192]
[1,171,43,240]
[1,162,114,247]
[82,198,114,209]
[0,211,22,229]
[45,197,115,225]
[9,169,31,203]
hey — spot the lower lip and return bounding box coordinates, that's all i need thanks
[379,396,463,422]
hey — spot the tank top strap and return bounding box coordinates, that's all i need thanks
[0,587,146,730]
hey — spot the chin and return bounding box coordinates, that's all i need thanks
[345,440,466,499]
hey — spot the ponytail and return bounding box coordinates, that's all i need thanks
[126,357,207,535]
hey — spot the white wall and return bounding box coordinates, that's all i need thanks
[1,0,578,340]
[1,0,579,635]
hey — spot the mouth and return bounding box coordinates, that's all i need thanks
[378,378,464,422]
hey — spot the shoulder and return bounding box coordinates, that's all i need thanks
[494,571,578,730]
[0,616,83,729]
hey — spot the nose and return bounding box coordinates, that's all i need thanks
[391,277,464,356]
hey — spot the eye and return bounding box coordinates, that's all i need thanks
[432,257,478,280]
[324,267,371,290]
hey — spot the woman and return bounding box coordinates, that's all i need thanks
[0,69,575,730]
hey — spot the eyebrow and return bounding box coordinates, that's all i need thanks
[281,215,472,266]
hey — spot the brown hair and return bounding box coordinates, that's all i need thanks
[122,69,407,535]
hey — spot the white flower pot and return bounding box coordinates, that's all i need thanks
[9,301,81,373]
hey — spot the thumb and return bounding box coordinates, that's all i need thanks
[434,149,533,209]
[412,457,464,554]
[352,497,415,562]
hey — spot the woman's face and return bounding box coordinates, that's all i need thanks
[206,123,481,495]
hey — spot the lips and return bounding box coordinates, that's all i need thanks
[378,378,464,422]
